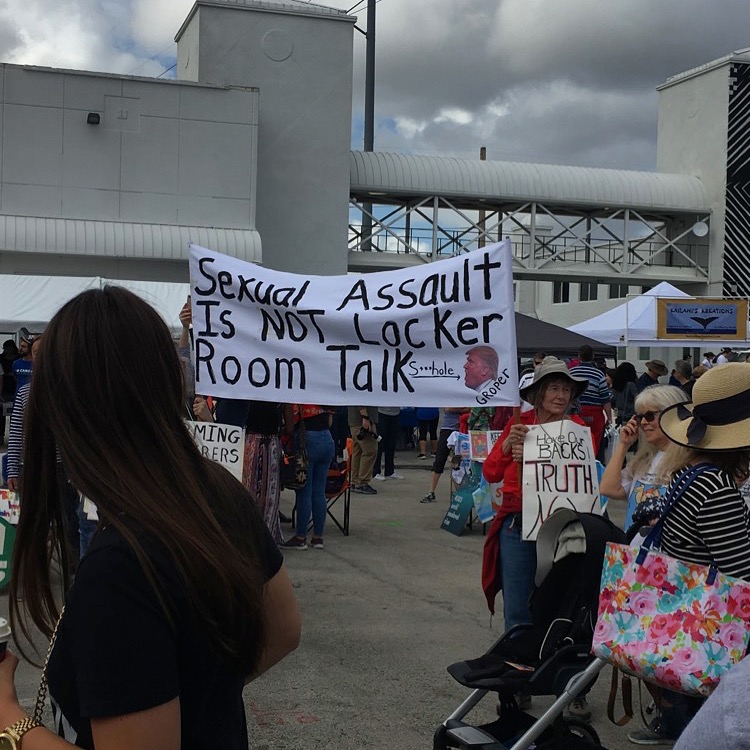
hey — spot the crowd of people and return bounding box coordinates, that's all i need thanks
[2,294,750,749]
[480,348,750,746]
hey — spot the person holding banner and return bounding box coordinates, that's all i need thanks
[482,358,589,629]
[283,405,335,550]
[1,287,301,749]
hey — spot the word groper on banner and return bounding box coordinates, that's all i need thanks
[188,240,520,408]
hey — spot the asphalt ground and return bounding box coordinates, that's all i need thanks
[2,455,646,749]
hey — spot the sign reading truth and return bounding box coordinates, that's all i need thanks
[188,241,519,407]
[521,420,602,541]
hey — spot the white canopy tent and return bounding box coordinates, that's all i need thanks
[568,281,750,348]
[0,275,190,335]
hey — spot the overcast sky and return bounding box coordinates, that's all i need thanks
[2,0,750,171]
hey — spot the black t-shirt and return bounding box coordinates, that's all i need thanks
[245,401,282,435]
[47,523,282,749]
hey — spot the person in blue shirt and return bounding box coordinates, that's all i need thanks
[11,333,33,396]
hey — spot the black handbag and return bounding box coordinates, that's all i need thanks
[281,418,308,490]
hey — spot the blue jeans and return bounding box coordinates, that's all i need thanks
[659,689,703,739]
[499,514,537,631]
[295,429,335,538]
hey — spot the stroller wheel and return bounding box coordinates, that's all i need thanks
[432,725,450,750]
[564,718,600,746]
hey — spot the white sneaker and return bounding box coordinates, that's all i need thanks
[384,473,405,480]
[373,474,385,481]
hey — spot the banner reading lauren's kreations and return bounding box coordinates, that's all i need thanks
[188,241,519,407]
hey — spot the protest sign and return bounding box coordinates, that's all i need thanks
[468,430,502,461]
[188,241,518,406]
[0,490,19,526]
[442,461,482,536]
[521,420,602,541]
[0,520,14,587]
[186,421,245,481]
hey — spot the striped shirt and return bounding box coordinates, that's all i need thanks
[569,362,610,407]
[661,466,750,580]
[6,382,29,479]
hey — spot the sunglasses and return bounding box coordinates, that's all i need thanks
[635,411,659,424]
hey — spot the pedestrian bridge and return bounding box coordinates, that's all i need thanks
[347,151,712,286]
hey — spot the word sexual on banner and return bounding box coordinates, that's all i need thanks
[188,241,519,407]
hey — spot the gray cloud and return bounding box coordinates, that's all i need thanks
[1,0,748,173]
[335,0,750,170]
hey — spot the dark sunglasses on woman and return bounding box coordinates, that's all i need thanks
[635,411,659,423]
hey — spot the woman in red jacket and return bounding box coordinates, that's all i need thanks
[482,357,589,632]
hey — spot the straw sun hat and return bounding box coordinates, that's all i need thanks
[519,356,588,402]
[660,363,750,451]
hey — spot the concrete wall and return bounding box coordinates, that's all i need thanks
[0,65,258,230]
[657,64,730,294]
[177,5,354,274]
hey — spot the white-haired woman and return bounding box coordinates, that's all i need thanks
[600,385,689,535]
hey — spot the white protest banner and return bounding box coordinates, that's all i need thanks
[188,241,518,407]
[521,420,602,541]
[186,421,245,481]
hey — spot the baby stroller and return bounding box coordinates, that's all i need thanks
[434,510,626,750]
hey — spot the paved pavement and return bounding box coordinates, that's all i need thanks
[2,455,646,748]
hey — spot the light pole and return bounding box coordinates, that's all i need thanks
[361,0,376,251]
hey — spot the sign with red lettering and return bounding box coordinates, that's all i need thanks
[521,420,602,541]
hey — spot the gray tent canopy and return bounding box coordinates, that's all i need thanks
[515,313,615,360]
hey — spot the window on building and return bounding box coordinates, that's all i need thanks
[609,284,629,299]
[553,281,570,304]
[638,347,651,360]
[617,347,627,361]
[580,282,598,302]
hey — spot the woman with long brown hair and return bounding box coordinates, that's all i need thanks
[0,287,300,749]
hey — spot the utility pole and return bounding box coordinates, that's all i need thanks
[478,146,486,248]
[361,0,376,251]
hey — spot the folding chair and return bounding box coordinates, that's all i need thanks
[323,437,352,536]
[291,437,351,536]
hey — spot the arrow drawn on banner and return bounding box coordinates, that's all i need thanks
[411,374,462,380]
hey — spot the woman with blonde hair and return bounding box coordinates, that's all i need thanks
[600,385,689,533]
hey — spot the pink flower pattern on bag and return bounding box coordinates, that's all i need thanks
[592,543,750,696]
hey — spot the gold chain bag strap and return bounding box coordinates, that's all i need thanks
[32,605,66,725]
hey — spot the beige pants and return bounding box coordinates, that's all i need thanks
[349,423,378,486]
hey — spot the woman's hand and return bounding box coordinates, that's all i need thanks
[193,396,213,423]
[618,416,640,449]
[179,302,192,330]
[503,424,529,458]
[0,652,27,728]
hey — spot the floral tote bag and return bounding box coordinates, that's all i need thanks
[592,464,750,696]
